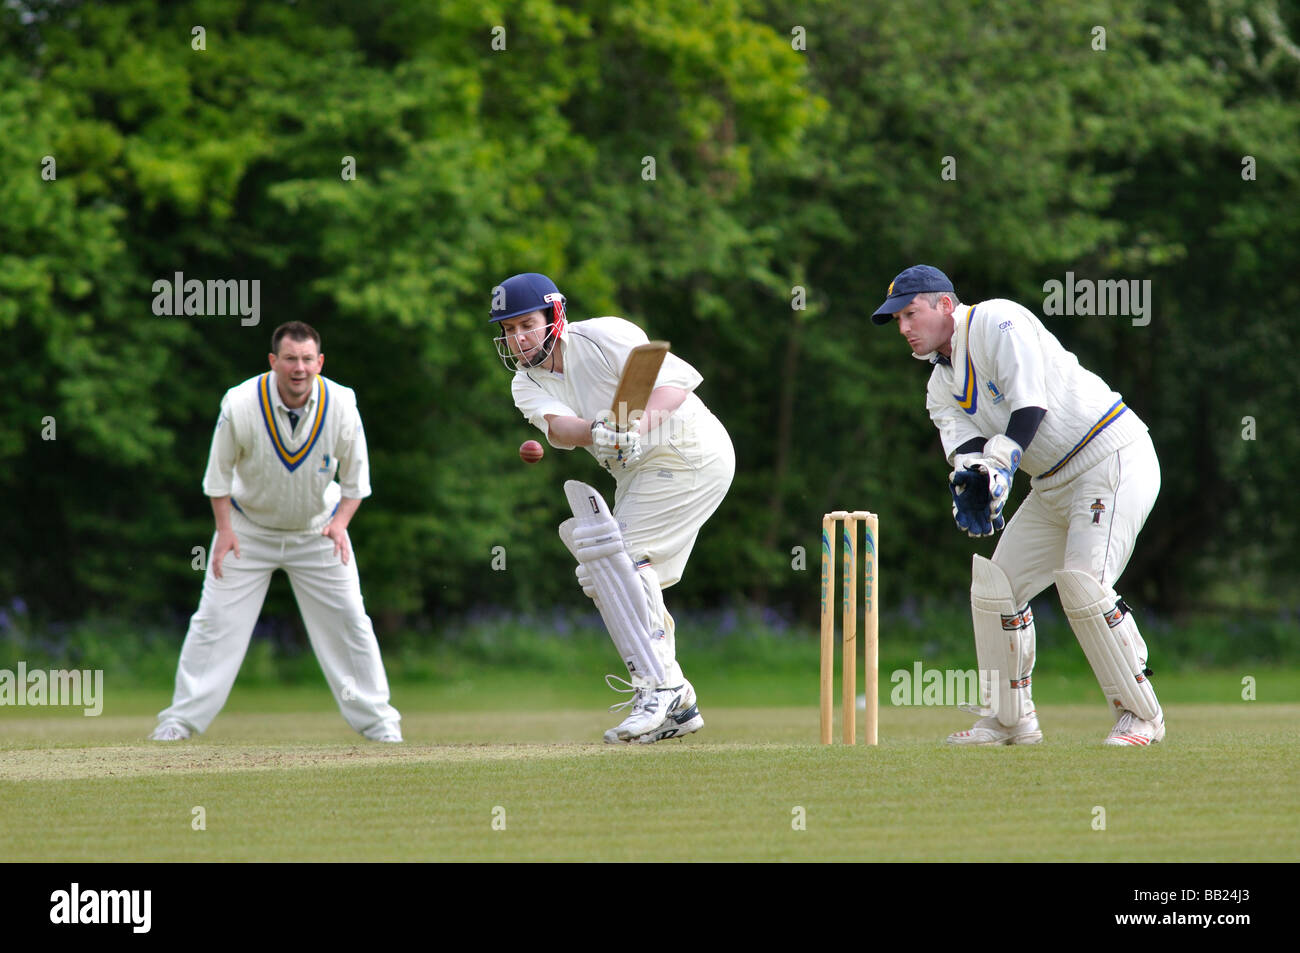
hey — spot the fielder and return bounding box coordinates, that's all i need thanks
[151,321,402,742]
[490,273,735,744]
[873,265,1164,746]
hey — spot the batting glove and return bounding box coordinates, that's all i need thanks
[590,419,642,471]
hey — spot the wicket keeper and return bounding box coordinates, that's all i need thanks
[874,265,1164,746]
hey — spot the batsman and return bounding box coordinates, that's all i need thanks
[489,273,735,744]
[874,265,1165,747]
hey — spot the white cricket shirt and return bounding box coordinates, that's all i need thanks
[511,317,713,479]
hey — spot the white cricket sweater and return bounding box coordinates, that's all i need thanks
[925,300,1148,488]
[202,373,371,531]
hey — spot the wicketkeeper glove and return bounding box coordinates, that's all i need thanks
[948,435,1021,537]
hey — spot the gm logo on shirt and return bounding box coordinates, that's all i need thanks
[986,381,1005,404]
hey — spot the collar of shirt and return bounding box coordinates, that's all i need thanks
[922,304,972,367]
[950,304,973,362]
[270,376,320,416]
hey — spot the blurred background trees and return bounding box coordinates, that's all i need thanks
[3,0,1296,634]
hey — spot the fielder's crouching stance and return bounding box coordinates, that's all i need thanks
[490,273,734,744]
[873,265,1164,747]
[151,322,401,743]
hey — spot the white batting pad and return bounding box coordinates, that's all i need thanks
[558,481,667,684]
[971,555,1037,727]
[1054,569,1161,722]
[638,564,679,681]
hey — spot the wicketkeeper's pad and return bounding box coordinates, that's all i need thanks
[971,555,1037,727]
[1055,569,1160,722]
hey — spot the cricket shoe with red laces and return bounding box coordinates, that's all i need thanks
[1104,710,1165,746]
[946,706,1042,746]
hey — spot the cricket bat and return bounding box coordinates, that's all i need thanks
[610,341,670,432]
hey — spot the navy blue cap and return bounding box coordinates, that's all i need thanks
[870,265,954,324]
[489,273,565,323]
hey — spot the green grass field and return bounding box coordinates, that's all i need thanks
[2,670,1297,862]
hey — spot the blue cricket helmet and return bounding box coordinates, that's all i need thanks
[489,272,567,370]
[489,273,566,324]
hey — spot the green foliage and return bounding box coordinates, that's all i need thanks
[3,0,1297,626]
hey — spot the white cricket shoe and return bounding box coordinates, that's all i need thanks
[632,679,703,744]
[946,707,1042,746]
[633,704,704,744]
[366,724,404,743]
[150,723,191,741]
[602,674,684,744]
[1104,710,1165,746]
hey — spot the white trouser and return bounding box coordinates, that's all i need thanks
[613,409,735,589]
[992,434,1161,604]
[604,408,733,679]
[158,509,401,738]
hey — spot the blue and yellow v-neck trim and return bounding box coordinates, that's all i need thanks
[950,305,978,414]
[257,374,328,472]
